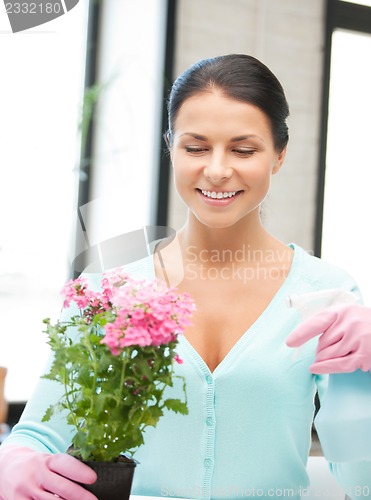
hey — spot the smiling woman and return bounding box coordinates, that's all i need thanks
[1,53,371,500]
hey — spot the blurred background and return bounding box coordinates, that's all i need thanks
[1,0,371,421]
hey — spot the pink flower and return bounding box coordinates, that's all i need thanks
[62,272,196,358]
[61,277,97,309]
[100,268,129,303]
[102,268,129,288]
[174,355,183,364]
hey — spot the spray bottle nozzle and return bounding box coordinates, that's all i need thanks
[287,288,358,320]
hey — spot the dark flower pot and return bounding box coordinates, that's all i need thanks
[81,457,138,500]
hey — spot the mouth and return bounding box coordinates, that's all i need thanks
[197,188,243,199]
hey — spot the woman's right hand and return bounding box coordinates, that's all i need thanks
[0,445,97,500]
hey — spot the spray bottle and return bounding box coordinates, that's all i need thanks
[288,289,371,462]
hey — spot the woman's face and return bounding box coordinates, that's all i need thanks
[170,91,286,230]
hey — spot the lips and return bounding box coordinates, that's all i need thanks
[200,189,238,199]
[197,188,242,198]
[196,188,243,205]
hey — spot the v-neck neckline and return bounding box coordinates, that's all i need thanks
[148,242,300,377]
[181,243,300,376]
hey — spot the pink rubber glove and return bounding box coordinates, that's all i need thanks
[286,303,371,374]
[0,445,97,500]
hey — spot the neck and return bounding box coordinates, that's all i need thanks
[177,212,283,267]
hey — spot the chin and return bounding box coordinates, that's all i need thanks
[194,213,242,230]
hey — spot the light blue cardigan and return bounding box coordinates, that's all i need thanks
[2,244,371,499]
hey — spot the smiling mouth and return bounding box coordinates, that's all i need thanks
[197,189,242,199]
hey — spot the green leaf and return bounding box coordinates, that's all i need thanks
[42,405,54,422]
[163,399,188,415]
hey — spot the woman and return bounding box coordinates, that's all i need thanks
[1,54,371,499]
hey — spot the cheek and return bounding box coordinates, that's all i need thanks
[171,159,191,194]
[241,160,273,186]
[172,164,186,186]
[172,154,199,182]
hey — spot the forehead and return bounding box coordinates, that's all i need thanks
[174,91,272,138]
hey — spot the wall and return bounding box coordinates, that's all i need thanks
[167,0,325,253]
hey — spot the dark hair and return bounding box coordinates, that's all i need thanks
[165,54,289,152]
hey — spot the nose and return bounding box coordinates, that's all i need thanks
[203,153,232,184]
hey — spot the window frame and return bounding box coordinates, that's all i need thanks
[315,0,371,256]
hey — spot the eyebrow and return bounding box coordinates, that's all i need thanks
[180,133,207,141]
[231,135,264,143]
[180,133,264,143]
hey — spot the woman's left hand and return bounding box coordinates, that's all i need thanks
[286,304,371,374]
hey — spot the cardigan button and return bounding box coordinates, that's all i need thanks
[206,375,213,384]
[204,458,213,468]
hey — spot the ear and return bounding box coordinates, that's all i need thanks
[272,146,287,174]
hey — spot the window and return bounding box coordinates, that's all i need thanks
[85,0,168,243]
[0,4,89,401]
[318,0,371,304]
[0,0,169,404]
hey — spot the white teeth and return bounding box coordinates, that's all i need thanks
[201,189,237,199]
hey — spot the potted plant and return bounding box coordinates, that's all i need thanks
[42,268,195,500]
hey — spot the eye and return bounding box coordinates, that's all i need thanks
[232,148,256,156]
[185,146,208,155]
